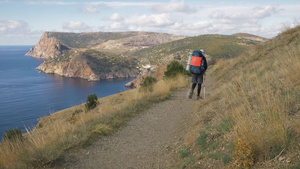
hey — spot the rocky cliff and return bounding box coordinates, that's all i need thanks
[26,32,69,59]
[36,49,139,81]
[26,31,186,81]
[37,59,99,81]
[37,59,137,81]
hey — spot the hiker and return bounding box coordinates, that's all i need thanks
[188,49,207,100]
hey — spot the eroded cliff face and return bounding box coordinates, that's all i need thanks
[26,32,68,59]
[37,56,138,81]
[37,60,99,81]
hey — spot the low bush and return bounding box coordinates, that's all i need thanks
[197,131,207,147]
[179,147,190,158]
[139,76,157,92]
[164,61,189,79]
[2,129,23,142]
[85,94,99,111]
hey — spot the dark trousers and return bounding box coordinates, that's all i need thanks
[192,83,202,96]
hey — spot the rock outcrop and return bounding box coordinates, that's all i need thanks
[37,60,138,81]
[37,60,99,81]
[26,32,69,59]
[36,51,139,81]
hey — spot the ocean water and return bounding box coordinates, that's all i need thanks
[0,46,134,139]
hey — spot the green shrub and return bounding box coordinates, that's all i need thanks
[179,147,190,158]
[2,129,23,142]
[184,157,195,165]
[164,61,189,79]
[222,154,233,165]
[85,94,99,111]
[139,76,157,92]
[210,152,220,160]
[197,131,207,147]
[72,109,83,116]
[217,117,234,134]
[208,141,218,150]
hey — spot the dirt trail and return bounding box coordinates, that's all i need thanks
[64,87,203,169]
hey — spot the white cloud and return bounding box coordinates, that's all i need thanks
[105,22,126,31]
[0,20,28,34]
[2,1,300,45]
[188,21,214,30]
[0,20,42,45]
[82,6,100,13]
[104,13,177,32]
[110,13,123,21]
[81,3,109,14]
[62,21,91,32]
[124,14,175,27]
[152,0,190,13]
[24,1,78,5]
[87,1,160,8]
[205,4,281,37]
[252,4,278,19]
[2,0,160,7]
[165,20,215,35]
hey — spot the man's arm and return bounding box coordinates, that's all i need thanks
[203,56,208,71]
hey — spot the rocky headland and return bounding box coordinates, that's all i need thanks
[26,32,186,81]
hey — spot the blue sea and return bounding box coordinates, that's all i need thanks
[0,46,134,140]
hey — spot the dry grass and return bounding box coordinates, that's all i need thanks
[226,44,300,169]
[226,44,299,163]
[231,86,289,158]
[188,26,300,168]
[0,74,189,168]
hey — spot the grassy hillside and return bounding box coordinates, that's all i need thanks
[48,32,139,48]
[176,26,300,168]
[47,31,186,51]
[80,49,139,75]
[133,34,266,66]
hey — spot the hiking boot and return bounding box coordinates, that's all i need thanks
[197,95,203,100]
[188,91,193,99]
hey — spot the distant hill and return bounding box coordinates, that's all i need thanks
[26,31,186,81]
[133,33,267,66]
[27,31,187,58]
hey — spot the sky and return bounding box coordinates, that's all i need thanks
[0,0,299,45]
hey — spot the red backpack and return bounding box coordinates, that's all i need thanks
[190,50,205,74]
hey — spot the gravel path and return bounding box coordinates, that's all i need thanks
[65,87,199,169]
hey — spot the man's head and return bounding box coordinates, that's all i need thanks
[200,49,204,54]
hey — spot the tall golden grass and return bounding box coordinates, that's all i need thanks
[230,42,299,160]
[193,26,300,167]
[0,74,188,168]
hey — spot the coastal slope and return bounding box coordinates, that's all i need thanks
[26,32,186,81]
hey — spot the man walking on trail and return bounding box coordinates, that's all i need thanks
[188,49,207,100]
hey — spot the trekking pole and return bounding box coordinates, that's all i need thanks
[203,73,206,99]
